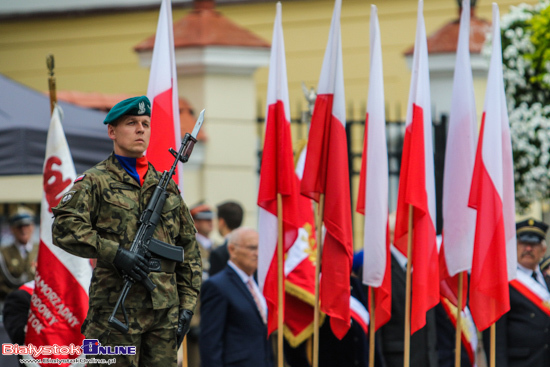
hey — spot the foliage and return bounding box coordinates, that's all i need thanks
[494,0,550,211]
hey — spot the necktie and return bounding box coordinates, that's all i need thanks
[247,278,267,324]
[532,271,538,283]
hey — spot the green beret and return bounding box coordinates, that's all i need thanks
[104,96,151,125]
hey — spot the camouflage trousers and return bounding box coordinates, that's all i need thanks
[82,306,179,367]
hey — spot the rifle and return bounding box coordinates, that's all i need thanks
[108,109,205,334]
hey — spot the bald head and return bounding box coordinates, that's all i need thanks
[228,227,259,276]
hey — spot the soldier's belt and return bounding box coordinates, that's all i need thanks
[97,258,176,273]
[148,257,176,273]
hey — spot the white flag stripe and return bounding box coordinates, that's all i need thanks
[362,4,388,288]
[442,0,477,276]
[146,0,184,190]
[482,4,516,281]
[317,0,345,125]
[258,208,278,291]
[404,0,436,224]
[265,2,290,120]
[41,106,92,291]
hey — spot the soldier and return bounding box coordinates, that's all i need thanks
[484,218,550,367]
[0,206,38,304]
[52,96,202,367]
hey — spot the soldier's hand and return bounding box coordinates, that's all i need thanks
[176,309,193,346]
[113,247,150,282]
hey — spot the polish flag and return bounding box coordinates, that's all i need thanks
[356,4,391,331]
[439,0,478,307]
[146,0,183,189]
[24,105,93,366]
[393,0,439,334]
[283,147,317,345]
[257,2,301,335]
[300,0,353,339]
[468,3,516,332]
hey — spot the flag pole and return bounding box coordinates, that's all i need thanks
[46,54,57,115]
[454,272,464,367]
[277,193,284,367]
[312,193,325,367]
[369,287,376,367]
[490,324,496,367]
[404,204,413,367]
[181,337,188,367]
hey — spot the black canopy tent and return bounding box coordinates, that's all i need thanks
[0,74,112,176]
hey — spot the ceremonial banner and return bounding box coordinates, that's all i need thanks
[258,2,301,335]
[283,147,318,346]
[24,105,92,366]
[146,0,183,189]
[300,0,353,339]
[356,4,391,331]
[439,0,477,307]
[393,0,439,334]
[468,4,516,331]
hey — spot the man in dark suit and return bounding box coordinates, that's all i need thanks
[199,227,273,367]
[208,201,244,276]
[484,218,550,367]
[377,245,438,367]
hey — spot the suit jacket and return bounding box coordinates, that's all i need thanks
[199,265,273,367]
[377,253,438,367]
[2,289,31,345]
[209,240,229,277]
[483,274,550,367]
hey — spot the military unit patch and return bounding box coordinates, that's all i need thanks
[61,191,76,205]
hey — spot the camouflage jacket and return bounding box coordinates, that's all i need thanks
[52,153,201,312]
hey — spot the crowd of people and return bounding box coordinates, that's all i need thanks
[1,95,550,367]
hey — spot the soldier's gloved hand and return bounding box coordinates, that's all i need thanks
[113,247,150,282]
[176,310,193,346]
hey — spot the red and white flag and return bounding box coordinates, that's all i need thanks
[146,0,183,189]
[468,3,516,332]
[24,105,92,366]
[393,0,439,334]
[283,147,317,345]
[258,2,302,336]
[356,4,391,331]
[439,0,478,306]
[300,0,353,339]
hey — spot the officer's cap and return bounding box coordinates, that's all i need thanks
[190,202,214,221]
[540,255,550,273]
[9,206,35,227]
[103,96,151,125]
[516,218,549,244]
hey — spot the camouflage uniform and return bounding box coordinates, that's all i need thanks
[52,153,202,367]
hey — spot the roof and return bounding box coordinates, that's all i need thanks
[56,90,207,141]
[134,0,270,52]
[0,74,111,175]
[404,8,490,56]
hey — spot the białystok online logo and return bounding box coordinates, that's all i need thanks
[82,339,136,355]
[2,340,136,357]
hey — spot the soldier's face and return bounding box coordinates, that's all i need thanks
[195,219,213,237]
[108,115,151,158]
[228,230,259,276]
[11,223,34,244]
[517,240,547,270]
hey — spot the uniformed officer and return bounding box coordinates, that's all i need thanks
[0,206,38,303]
[52,96,202,367]
[484,218,550,367]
